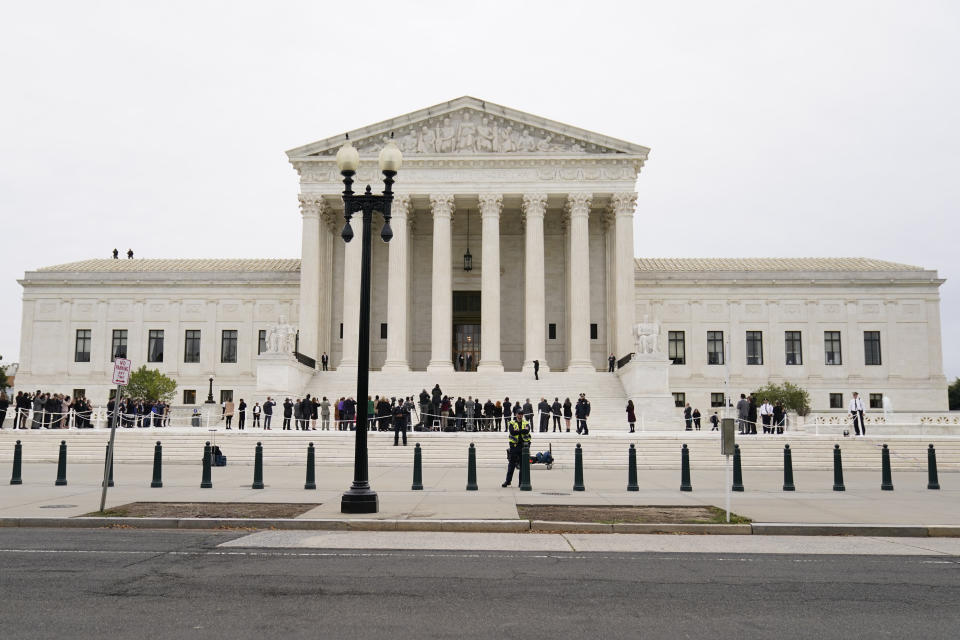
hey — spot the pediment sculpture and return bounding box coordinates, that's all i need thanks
[317,109,620,156]
[264,315,297,354]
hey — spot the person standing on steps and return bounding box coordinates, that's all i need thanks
[575,394,590,435]
[551,397,562,432]
[608,353,616,372]
[683,403,692,431]
[263,397,275,430]
[710,412,720,431]
[392,400,407,446]
[538,397,551,433]
[736,393,749,434]
[222,398,235,429]
[563,397,572,432]
[850,391,866,436]
[502,407,530,487]
[626,399,636,433]
[321,352,329,371]
[282,397,293,430]
[320,396,331,430]
[237,399,247,430]
[692,407,701,431]
[533,359,539,380]
[252,402,261,428]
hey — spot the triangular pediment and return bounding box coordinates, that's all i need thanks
[286,96,649,159]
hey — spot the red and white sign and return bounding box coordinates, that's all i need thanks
[112,358,132,386]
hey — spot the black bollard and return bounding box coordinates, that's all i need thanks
[927,444,940,490]
[832,444,845,491]
[10,440,23,485]
[305,442,316,490]
[782,444,795,491]
[411,443,423,491]
[102,443,114,488]
[466,443,478,491]
[201,441,213,488]
[252,442,264,489]
[680,444,692,492]
[627,444,639,492]
[732,444,744,492]
[881,443,894,491]
[519,444,532,491]
[55,440,67,486]
[573,443,585,491]
[151,441,163,488]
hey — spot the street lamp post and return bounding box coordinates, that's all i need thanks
[336,133,402,514]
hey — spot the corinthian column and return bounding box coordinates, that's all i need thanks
[427,194,455,372]
[609,192,638,358]
[297,194,324,361]
[477,193,503,372]
[522,193,549,372]
[382,194,411,372]
[339,211,363,372]
[566,193,594,371]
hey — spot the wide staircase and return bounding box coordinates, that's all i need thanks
[2,430,958,471]
[302,369,651,432]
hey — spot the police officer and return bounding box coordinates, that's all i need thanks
[392,400,407,446]
[502,407,531,487]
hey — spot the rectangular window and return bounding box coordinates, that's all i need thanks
[74,329,91,362]
[707,331,724,365]
[785,331,803,365]
[148,329,164,362]
[829,393,843,409]
[869,393,883,409]
[590,323,598,340]
[380,323,388,340]
[221,330,238,363]
[548,323,556,340]
[746,331,763,365]
[184,330,201,363]
[72,389,86,400]
[711,392,725,408]
[258,329,267,355]
[668,331,685,365]
[183,390,197,405]
[864,331,882,365]
[111,329,128,360]
[824,331,842,365]
[220,390,233,404]
[672,392,686,408]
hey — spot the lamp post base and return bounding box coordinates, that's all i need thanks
[341,487,379,513]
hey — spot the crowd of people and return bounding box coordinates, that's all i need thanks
[0,390,96,429]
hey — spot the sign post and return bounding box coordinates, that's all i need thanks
[721,418,736,523]
[99,358,131,513]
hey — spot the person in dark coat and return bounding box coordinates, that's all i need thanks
[282,398,293,430]
[575,395,590,435]
[551,398,562,432]
[418,389,430,429]
[522,399,534,425]
[608,354,616,372]
[692,408,701,431]
[502,398,512,428]
[263,397,275,430]
[484,399,495,431]
[563,397,573,432]
[773,402,785,435]
[747,395,758,435]
[321,352,329,371]
[683,403,693,431]
[533,359,539,380]
[626,399,636,433]
[237,399,247,430]
[537,398,551,433]
[392,401,407,446]
[431,384,442,416]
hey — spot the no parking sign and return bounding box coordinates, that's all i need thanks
[112,358,131,386]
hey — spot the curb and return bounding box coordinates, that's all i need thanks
[0,517,958,536]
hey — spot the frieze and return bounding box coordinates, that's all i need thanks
[293,162,639,186]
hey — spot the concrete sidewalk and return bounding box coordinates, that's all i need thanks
[2,462,957,526]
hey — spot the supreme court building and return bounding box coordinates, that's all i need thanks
[15,97,950,423]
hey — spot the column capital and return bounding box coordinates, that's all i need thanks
[429,193,455,219]
[608,192,638,217]
[298,194,326,219]
[521,193,548,218]
[565,192,593,218]
[392,193,411,220]
[478,193,503,217]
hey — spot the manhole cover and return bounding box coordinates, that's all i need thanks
[539,492,570,496]
[39,504,77,509]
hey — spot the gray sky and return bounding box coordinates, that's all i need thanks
[1,0,957,380]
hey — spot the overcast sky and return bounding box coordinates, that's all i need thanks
[1,1,957,381]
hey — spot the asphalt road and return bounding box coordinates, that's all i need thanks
[0,529,958,639]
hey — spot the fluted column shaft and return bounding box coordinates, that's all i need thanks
[610,192,638,358]
[382,195,411,371]
[523,193,549,372]
[477,193,503,372]
[339,214,363,370]
[297,195,323,361]
[427,194,455,371]
[566,193,593,371]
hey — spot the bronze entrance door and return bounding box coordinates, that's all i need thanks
[453,291,481,371]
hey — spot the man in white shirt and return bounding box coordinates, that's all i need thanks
[759,400,774,434]
[849,392,866,436]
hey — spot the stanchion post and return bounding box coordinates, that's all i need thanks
[832,444,845,492]
[782,444,795,491]
[411,443,423,491]
[573,443,585,491]
[252,442,264,489]
[151,441,163,488]
[10,440,23,485]
[927,444,940,490]
[732,444,744,492]
[201,441,213,488]
[881,443,894,491]
[55,440,68,486]
[305,443,317,490]
[466,443,478,491]
[627,443,639,492]
[680,444,692,492]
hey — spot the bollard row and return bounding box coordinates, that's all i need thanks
[3,440,948,492]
